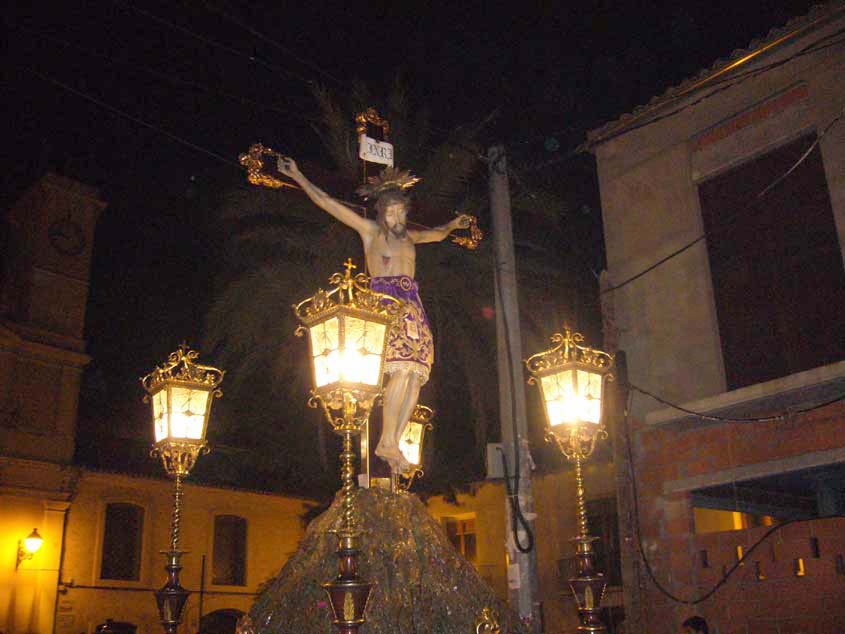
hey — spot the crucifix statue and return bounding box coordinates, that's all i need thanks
[276,158,471,475]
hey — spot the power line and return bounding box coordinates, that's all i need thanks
[600,236,705,295]
[622,390,845,606]
[202,1,346,87]
[111,0,318,87]
[28,67,241,168]
[757,105,845,198]
[628,382,845,423]
[514,30,845,173]
[11,23,306,119]
[599,104,844,295]
[583,31,845,152]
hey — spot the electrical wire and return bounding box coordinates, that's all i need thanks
[629,382,845,423]
[600,236,705,296]
[202,1,346,87]
[599,102,845,296]
[491,148,534,554]
[28,67,241,168]
[514,31,845,174]
[757,105,845,198]
[25,65,439,223]
[621,389,845,604]
[583,30,845,152]
[111,0,317,87]
[11,24,305,119]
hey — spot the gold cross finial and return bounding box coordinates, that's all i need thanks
[343,258,357,274]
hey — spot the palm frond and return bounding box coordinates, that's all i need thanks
[311,84,358,178]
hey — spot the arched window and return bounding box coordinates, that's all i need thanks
[213,515,247,586]
[100,503,144,580]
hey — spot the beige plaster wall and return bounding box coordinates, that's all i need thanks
[425,464,617,634]
[594,15,845,418]
[57,471,314,634]
[0,493,69,634]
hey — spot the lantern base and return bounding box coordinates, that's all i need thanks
[323,532,372,634]
[154,550,190,634]
[569,535,607,634]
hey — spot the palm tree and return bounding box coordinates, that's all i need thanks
[202,79,582,498]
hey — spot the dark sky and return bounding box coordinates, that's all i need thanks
[2,0,820,494]
[4,1,821,184]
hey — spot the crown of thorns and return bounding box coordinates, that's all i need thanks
[355,167,421,200]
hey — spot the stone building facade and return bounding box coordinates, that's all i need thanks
[0,174,313,634]
[590,4,845,633]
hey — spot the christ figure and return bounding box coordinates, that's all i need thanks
[277,158,470,474]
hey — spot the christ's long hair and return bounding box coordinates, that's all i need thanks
[374,189,410,238]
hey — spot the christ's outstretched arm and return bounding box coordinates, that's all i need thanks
[409,214,472,244]
[277,157,373,236]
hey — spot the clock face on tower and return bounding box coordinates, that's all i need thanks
[48,217,87,256]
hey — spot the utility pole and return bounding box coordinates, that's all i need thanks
[489,145,542,633]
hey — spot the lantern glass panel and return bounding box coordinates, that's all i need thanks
[541,369,576,427]
[399,421,424,466]
[577,369,603,424]
[311,318,340,388]
[169,386,209,440]
[341,316,386,387]
[541,367,603,428]
[152,390,168,442]
[313,349,341,388]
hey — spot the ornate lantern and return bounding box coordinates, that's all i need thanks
[525,326,614,634]
[141,345,224,476]
[141,345,224,634]
[294,259,401,434]
[396,404,434,491]
[294,260,403,634]
[525,327,613,457]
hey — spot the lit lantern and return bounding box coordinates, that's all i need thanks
[16,528,43,569]
[293,259,402,432]
[525,326,613,456]
[397,404,434,489]
[141,346,224,634]
[294,260,402,634]
[141,345,224,477]
[24,528,43,554]
[525,326,614,634]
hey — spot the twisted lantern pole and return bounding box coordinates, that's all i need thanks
[293,260,403,634]
[525,327,614,634]
[141,345,224,634]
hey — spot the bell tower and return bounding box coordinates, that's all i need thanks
[0,173,104,463]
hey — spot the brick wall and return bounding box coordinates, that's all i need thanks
[627,401,845,634]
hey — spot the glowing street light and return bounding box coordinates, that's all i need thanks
[294,259,402,634]
[141,345,224,634]
[525,326,614,634]
[16,528,43,570]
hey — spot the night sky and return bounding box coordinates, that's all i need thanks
[2,1,820,496]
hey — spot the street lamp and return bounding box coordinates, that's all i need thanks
[15,528,43,570]
[141,345,224,634]
[525,326,614,634]
[395,404,434,491]
[293,259,402,634]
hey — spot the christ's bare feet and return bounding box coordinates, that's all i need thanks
[376,443,411,475]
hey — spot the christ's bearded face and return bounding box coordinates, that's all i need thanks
[383,201,408,238]
[375,191,410,239]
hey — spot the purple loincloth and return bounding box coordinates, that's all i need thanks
[370,276,433,384]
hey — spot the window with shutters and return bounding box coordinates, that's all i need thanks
[213,515,247,586]
[100,503,144,581]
